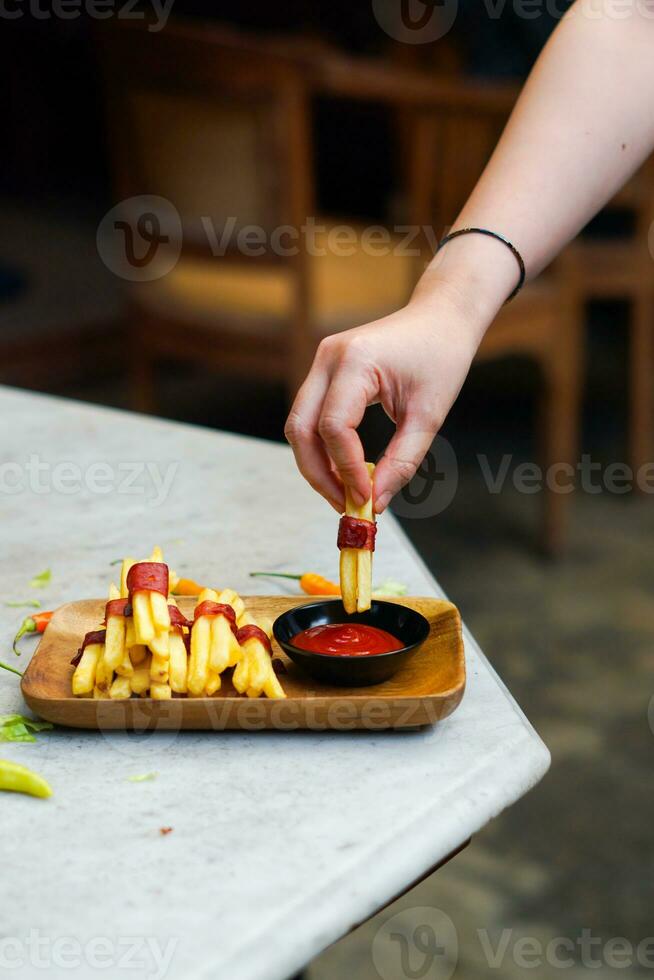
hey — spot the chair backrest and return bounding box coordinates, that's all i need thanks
[409,91,654,262]
[96,19,314,255]
[407,100,512,249]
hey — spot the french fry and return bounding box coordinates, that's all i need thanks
[339,548,357,615]
[340,461,375,614]
[188,613,211,696]
[249,645,268,691]
[206,671,222,696]
[256,616,273,639]
[95,645,114,694]
[109,675,132,699]
[192,588,240,679]
[150,652,169,684]
[235,610,285,699]
[168,632,188,694]
[148,629,170,659]
[130,656,152,695]
[218,588,245,620]
[210,614,240,673]
[150,681,172,700]
[114,649,134,678]
[130,549,169,645]
[263,672,286,700]
[73,546,291,701]
[125,619,137,650]
[232,652,250,694]
[132,591,155,644]
[72,643,102,696]
[130,644,147,665]
[104,583,127,670]
[120,558,136,599]
[150,590,171,632]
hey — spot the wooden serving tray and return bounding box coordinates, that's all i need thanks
[21,596,465,731]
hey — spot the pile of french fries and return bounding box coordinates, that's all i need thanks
[72,547,285,701]
[340,462,375,614]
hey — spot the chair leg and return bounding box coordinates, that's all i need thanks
[539,320,585,556]
[629,291,654,482]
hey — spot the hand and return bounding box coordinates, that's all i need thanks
[284,278,494,514]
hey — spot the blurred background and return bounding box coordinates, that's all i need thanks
[2,2,653,977]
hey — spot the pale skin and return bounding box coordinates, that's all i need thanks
[285,0,654,512]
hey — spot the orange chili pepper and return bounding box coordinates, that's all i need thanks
[13,611,53,655]
[172,578,204,596]
[250,572,340,596]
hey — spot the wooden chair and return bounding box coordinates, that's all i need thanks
[95,20,417,408]
[565,165,654,477]
[407,106,585,554]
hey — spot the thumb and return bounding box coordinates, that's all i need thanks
[373,416,439,513]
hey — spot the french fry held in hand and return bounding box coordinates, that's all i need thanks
[339,462,376,614]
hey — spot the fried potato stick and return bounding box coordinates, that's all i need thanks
[109,675,132,700]
[130,656,152,695]
[104,583,127,671]
[129,644,147,666]
[235,610,286,699]
[340,462,375,614]
[168,631,188,694]
[188,611,211,697]
[95,644,114,695]
[150,651,169,684]
[150,681,172,700]
[72,643,102,696]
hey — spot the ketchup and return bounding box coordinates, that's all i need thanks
[292,623,402,657]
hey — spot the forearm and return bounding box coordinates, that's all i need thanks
[416,0,654,325]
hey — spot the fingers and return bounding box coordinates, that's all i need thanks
[285,335,379,508]
[285,359,345,511]
[317,367,374,508]
[373,414,439,513]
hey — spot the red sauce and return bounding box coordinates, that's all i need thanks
[292,623,403,657]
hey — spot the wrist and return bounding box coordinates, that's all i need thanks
[411,230,523,336]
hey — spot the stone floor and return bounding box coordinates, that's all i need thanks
[54,313,652,980]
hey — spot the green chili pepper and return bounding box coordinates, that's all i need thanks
[0,759,52,798]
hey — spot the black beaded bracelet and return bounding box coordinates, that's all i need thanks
[436,227,526,303]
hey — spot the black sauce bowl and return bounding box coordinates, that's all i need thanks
[272,598,430,687]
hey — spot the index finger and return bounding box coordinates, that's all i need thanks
[285,366,346,511]
[317,366,377,507]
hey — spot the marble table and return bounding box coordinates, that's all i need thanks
[0,387,550,980]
